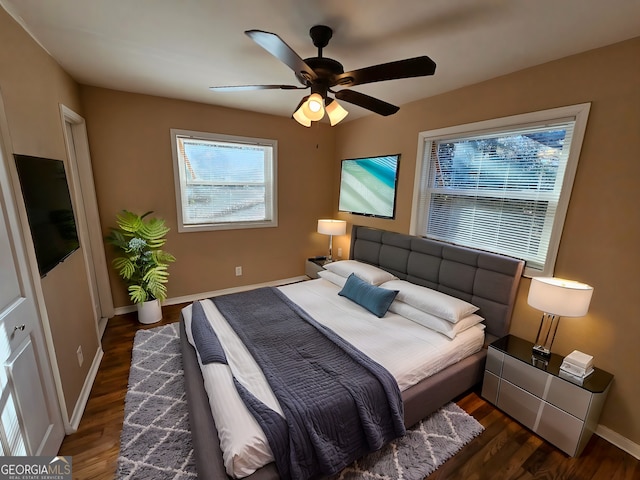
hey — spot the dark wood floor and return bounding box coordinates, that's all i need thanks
[59,304,639,480]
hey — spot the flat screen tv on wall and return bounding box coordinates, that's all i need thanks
[14,154,80,277]
[338,154,400,219]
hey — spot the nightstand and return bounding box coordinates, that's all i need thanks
[481,335,613,457]
[305,258,330,279]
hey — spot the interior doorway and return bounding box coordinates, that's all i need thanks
[60,105,114,336]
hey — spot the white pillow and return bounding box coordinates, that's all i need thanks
[324,260,397,286]
[389,301,484,339]
[380,280,479,323]
[317,270,347,288]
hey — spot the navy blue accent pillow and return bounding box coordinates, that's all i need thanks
[190,301,228,365]
[338,273,399,318]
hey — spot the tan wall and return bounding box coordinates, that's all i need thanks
[5,0,638,448]
[334,37,640,445]
[79,87,336,307]
[0,9,100,419]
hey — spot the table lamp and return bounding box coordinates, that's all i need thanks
[317,219,346,261]
[527,277,593,357]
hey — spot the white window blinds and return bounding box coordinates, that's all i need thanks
[412,104,590,275]
[171,130,277,232]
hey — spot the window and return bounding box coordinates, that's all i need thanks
[171,129,277,232]
[411,104,590,276]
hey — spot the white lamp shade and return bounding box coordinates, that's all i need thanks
[317,219,346,236]
[527,277,593,317]
[325,99,349,126]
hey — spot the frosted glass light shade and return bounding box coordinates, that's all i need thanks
[527,277,593,317]
[317,219,347,236]
[325,99,349,126]
[293,105,311,127]
[302,93,325,121]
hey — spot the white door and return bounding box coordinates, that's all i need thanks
[0,97,65,454]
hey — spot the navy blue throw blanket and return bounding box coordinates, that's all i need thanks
[210,287,405,480]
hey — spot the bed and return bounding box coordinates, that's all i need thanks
[180,226,524,480]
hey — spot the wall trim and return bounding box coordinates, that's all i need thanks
[596,424,640,460]
[112,275,308,316]
[66,346,104,434]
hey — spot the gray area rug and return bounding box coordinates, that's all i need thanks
[116,323,484,480]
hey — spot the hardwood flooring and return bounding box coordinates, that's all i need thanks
[59,304,639,480]
[58,303,188,480]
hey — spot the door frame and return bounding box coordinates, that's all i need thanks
[60,105,114,336]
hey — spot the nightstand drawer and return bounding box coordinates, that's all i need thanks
[502,354,549,398]
[537,401,584,456]
[497,380,541,431]
[481,371,500,405]
[547,376,590,419]
[485,347,504,375]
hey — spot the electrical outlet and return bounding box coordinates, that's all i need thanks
[235,266,242,276]
[76,345,84,367]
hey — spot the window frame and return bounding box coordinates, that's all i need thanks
[170,129,278,233]
[410,103,591,277]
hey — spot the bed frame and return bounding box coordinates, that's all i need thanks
[180,226,524,479]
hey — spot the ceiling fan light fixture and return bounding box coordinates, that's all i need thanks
[325,98,348,126]
[302,93,325,121]
[293,104,312,127]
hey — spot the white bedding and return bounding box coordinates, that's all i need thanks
[183,278,485,478]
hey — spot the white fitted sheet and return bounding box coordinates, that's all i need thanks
[183,278,484,478]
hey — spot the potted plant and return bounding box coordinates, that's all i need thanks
[106,210,176,324]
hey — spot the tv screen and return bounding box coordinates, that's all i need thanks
[14,154,80,277]
[338,154,400,219]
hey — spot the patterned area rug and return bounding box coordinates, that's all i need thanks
[116,323,484,480]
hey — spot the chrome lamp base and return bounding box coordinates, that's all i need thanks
[532,312,560,358]
[326,234,334,262]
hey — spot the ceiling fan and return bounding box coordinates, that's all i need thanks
[209,25,436,126]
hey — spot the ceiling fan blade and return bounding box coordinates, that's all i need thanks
[332,56,436,88]
[209,84,306,92]
[245,30,318,83]
[335,90,399,116]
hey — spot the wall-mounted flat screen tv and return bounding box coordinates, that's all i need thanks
[14,154,80,277]
[338,154,400,219]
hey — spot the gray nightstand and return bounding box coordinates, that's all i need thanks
[305,258,329,279]
[481,335,613,457]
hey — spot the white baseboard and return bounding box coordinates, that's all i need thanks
[596,424,640,459]
[97,316,109,338]
[112,276,308,316]
[65,346,104,434]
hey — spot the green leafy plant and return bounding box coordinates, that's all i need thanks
[106,210,176,304]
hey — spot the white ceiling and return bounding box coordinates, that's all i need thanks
[3,0,640,122]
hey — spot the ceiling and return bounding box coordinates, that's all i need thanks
[3,0,640,122]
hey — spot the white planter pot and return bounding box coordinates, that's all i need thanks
[137,298,162,324]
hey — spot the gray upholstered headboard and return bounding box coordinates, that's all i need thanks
[349,226,524,340]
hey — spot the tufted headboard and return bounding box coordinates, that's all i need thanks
[349,226,524,340]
